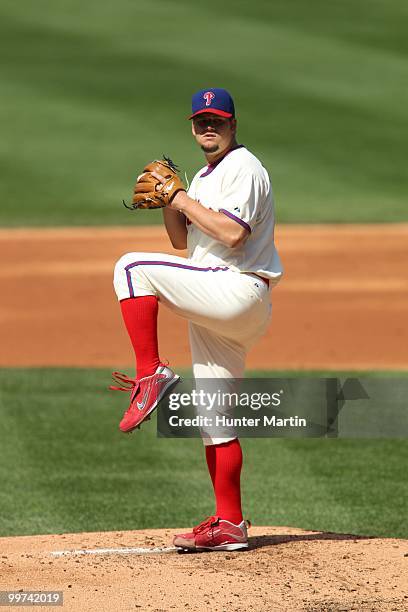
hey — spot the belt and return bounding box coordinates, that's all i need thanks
[248,273,270,288]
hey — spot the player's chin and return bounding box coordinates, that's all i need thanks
[201,143,219,153]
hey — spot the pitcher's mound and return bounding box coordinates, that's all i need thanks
[1,526,406,611]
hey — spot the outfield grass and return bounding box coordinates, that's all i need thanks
[1,0,407,226]
[0,368,406,538]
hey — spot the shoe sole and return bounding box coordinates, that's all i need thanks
[176,542,248,553]
[123,375,181,433]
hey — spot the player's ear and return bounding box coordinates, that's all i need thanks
[191,120,197,136]
[230,118,237,134]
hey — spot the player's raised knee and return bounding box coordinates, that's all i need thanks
[113,253,135,298]
[113,252,141,277]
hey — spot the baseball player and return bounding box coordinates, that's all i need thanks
[112,88,283,552]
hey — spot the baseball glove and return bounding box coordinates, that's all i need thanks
[123,156,186,210]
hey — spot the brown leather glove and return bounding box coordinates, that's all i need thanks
[124,157,186,210]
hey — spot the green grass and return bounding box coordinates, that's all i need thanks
[0,0,407,226]
[0,368,406,538]
[247,370,408,378]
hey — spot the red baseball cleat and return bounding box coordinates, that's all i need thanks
[173,516,250,552]
[110,364,180,433]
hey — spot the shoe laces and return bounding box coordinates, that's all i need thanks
[109,371,139,393]
[193,516,219,535]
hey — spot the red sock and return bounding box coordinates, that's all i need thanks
[120,297,160,379]
[205,445,216,487]
[205,439,243,524]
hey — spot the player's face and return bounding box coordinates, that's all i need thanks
[192,114,237,156]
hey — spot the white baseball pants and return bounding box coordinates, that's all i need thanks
[113,252,273,444]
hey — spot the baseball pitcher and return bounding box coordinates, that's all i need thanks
[112,88,283,552]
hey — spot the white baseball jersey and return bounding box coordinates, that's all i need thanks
[186,145,283,281]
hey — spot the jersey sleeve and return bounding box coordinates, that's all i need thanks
[216,168,267,233]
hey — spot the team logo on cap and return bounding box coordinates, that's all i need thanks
[203,91,215,106]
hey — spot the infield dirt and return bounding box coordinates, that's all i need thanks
[0,526,407,611]
[1,224,408,370]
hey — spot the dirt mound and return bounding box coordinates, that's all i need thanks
[1,526,406,611]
